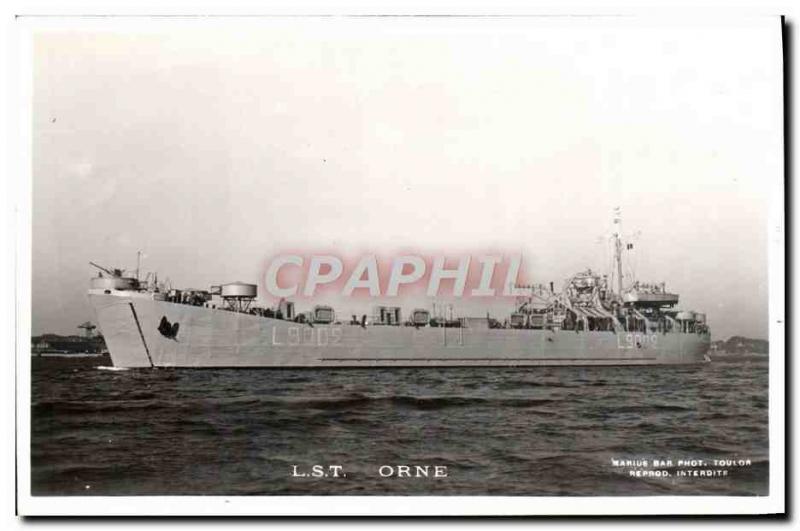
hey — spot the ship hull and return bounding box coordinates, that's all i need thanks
[89,293,711,368]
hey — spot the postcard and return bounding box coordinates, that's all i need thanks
[14,14,785,516]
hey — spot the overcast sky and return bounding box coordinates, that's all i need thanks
[32,17,782,340]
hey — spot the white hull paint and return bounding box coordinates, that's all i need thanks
[89,292,711,368]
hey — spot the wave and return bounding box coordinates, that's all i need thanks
[614,404,693,414]
[271,394,559,411]
[37,353,105,358]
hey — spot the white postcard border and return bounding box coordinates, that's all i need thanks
[10,11,786,517]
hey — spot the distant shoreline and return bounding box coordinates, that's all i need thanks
[710,336,769,355]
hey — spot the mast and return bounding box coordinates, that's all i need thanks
[613,208,624,295]
[136,250,142,281]
[614,231,623,295]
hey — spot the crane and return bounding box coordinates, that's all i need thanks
[89,262,124,278]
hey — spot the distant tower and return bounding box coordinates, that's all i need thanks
[78,321,96,338]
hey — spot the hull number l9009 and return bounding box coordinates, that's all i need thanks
[272,326,343,347]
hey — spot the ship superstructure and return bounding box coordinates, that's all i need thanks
[87,219,710,368]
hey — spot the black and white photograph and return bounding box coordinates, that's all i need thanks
[13,12,785,516]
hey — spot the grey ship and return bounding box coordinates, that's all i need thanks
[87,230,711,368]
